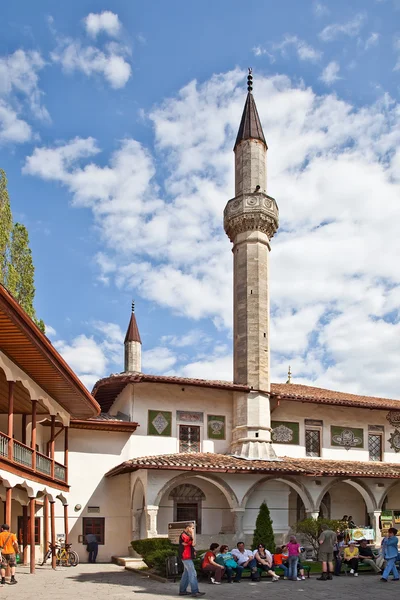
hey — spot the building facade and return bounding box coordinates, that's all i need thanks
[60,72,400,561]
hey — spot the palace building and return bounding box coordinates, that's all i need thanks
[50,71,400,561]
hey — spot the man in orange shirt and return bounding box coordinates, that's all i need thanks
[0,524,19,585]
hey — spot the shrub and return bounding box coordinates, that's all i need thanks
[145,548,178,575]
[131,537,174,558]
[252,501,275,551]
[295,518,343,556]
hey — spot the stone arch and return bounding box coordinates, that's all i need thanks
[316,478,377,514]
[169,484,206,501]
[241,476,314,513]
[378,480,400,511]
[131,479,146,540]
[153,472,239,510]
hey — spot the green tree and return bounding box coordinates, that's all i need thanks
[295,518,343,556]
[0,169,13,283]
[252,501,276,551]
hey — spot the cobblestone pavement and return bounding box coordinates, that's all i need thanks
[4,564,400,600]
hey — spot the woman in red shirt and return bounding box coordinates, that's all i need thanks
[202,543,225,584]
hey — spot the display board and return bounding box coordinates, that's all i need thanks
[168,521,196,544]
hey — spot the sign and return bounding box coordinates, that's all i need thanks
[348,528,375,541]
[168,521,196,545]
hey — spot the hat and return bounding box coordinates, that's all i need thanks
[348,540,357,545]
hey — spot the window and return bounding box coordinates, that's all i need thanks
[305,429,321,457]
[17,516,40,545]
[369,433,382,461]
[179,425,200,453]
[176,504,199,526]
[82,517,105,545]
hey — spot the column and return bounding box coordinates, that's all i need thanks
[50,501,56,569]
[5,487,12,525]
[50,415,55,479]
[231,508,246,542]
[29,497,35,574]
[22,505,28,565]
[31,400,37,471]
[145,505,159,537]
[306,511,320,520]
[7,381,14,461]
[64,426,69,484]
[22,414,27,445]
[369,510,382,545]
[43,497,49,559]
[64,505,69,545]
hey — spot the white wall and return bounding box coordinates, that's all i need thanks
[329,483,367,525]
[271,401,397,462]
[243,479,290,536]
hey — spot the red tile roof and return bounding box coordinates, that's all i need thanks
[272,383,400,411]
[105,452,400,479]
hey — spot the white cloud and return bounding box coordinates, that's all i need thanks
[161,330,211,348]
[320,61,341,84]
[45,324,57,337]
[365,32,379,50]
[313,2,330,17]
[259,36,322,63]
[84,11,121,38]
[142,346,177,371]
[24,69,400,397]
[51,40,131,89]
[319,13,366,42]
[54,334,107,390]
[0,101,31,143]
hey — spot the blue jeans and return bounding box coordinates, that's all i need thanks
[276,563,289,577]
[288,556,298,580]
[180,559,199,594]
[382,557,399,580]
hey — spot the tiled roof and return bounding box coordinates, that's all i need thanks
[92,373,249,412]
[71,412,138,433]
[271,383,400,411]
[234,92,267,150]
[105,452,400,479]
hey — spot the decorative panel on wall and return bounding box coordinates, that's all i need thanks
[330,426,363,449]
[148,410,172,436]
[207,415,226,440]
[271,421,299,445]
[176,411,203,423]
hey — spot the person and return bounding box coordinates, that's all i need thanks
[348,516,356,529]
[286,535,301,581]
[231,542,259,582]
[358,539,381,573]
[254,543,280,581]
[344,540,359,576]
[86,532,99,564]
[178,522,205,597]
[333,534,345,576]
[202,543,225,584]
[216,545,240,583]
[317,523,337,581]
[381,527,399,582]
[0,524,19,585]
[273,547,289,579]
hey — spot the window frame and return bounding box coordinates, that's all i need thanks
[179,424,201,453]
[17,515,40,546]
[368,432,383,462]
[305,427,322,457]
[82,517,105,545]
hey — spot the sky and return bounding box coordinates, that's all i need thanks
[1,1,400,397]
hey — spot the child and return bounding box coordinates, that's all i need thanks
[286,536,301,581]
[273,546,289,578]
[381,528,399,582]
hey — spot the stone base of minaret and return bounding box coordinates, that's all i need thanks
[230,391,280,461]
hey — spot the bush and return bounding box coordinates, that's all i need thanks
[131,537,174,558]
[145,548,178,575]
[295,518,343,556]
[252,501,275,551]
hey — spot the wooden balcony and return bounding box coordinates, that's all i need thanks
[0,431,67,486]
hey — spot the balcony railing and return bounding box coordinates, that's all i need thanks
[0,432,67,484]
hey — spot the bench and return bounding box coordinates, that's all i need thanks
[199,563,311,581]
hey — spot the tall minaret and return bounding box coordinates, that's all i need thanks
[224,69,279,460]
[124,301,142,373]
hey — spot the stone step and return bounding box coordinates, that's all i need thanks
[111,556,147,568]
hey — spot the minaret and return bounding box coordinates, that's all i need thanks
[224,69,279,460]
[124,301,142,373]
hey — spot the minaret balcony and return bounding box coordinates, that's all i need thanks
[224,192,279,242]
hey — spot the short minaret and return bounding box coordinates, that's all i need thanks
[124,301,142,373]
[224,69,279,460]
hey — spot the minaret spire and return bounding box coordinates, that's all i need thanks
[124,301,142,372]
[224,69,279,460]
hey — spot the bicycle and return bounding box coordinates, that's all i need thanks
[41,541,79,567]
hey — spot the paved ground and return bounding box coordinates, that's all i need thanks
[4,563,400,600]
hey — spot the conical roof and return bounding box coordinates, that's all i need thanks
[124,309,141,344]
[234,91,267,150]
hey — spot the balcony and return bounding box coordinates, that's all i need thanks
[0,431,67,485]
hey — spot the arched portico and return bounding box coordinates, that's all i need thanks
[315,478,377,516]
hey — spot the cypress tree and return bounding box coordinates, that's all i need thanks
[9,223,36,319]
[0,169,12,284]
[252,501,275,552]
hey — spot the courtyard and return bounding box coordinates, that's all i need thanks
[5,563,400,600]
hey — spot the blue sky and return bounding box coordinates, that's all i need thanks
[1,1,400,396]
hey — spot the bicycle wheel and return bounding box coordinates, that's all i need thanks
[67,551,79,567]
[41,550,51,565]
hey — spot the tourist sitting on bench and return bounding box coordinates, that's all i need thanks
[344,540,359,576]
[273,547,289,578]
[202,543,225,584]
[254,543,280,581]
[358,539,381,573]
[216,545,240,583]
[231,542,259,582]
